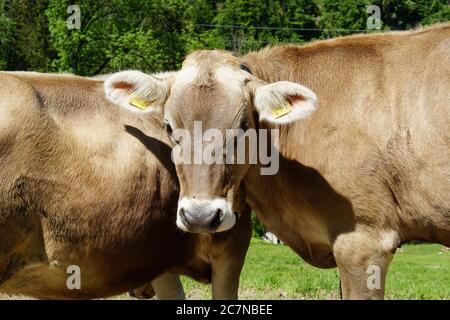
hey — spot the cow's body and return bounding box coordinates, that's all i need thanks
[243,25,450,298]
[241,24,450,273]
[245,24,450,298]
[0,72,251,299]
[104,23,449,299]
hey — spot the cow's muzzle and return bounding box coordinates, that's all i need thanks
[176,198,236,233]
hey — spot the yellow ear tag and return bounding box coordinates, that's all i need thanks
[272,100,292,118]
[128,93,150,110]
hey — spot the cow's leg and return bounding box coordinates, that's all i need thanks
[209,234,248,299]
[210,208,252,300]
[151,273,185,300]
[211,257,242,300]
[333,230,399,299]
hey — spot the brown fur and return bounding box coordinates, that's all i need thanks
[163,23,450,299]
[0,72,251,299]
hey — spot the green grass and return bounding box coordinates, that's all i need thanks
[181,239,450,300]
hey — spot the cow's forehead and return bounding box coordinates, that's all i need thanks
[167,67,248,128]
[171,50,250,99]
[172,64,247,92]
[166,50,250,128]
[167,79,244,127]
[183,50,241,69]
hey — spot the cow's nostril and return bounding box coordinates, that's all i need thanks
[179,208,190,226]
[209,209,222,230]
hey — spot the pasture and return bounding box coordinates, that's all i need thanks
[179,239,450,300]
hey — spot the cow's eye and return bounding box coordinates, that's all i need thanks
[163,120,173,136]
[240,119,249,131]
[239,64,252,74]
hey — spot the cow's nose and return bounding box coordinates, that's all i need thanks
[176,198,236,233]
[178,207,223,231]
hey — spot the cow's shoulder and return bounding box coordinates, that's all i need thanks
[0,72,104,118]
[0,71,41,106]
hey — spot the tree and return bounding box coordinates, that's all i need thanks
[0,11,14,69]
[0,0,448,74]
[316,0,450,37]
[381,0,450,29]
[46,0,191,75]
[1,0,54,71]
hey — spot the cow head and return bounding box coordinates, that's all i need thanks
[104,50,317,233]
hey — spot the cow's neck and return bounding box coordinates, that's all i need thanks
[244,110,350,269]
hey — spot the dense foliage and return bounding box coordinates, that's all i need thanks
[0,0,448,75]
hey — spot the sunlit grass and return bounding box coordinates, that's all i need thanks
[181,239,450,300]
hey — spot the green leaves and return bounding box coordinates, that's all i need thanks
[1,0,54,71]
[45,0,190,75]
[1,0,449,75]
[0,14,14,69]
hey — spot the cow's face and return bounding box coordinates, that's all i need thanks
[104,50,317,233]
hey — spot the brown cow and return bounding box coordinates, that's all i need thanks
[0,71,251,299]
[104,23,450,299]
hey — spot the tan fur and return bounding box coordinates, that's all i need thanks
[0,72,251,299]
[161,23,450,299]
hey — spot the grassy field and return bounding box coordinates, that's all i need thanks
[1,239,449,300]
[181,239,450,300]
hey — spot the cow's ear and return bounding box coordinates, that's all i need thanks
[104,71,172,114]
[253,81,317,125]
